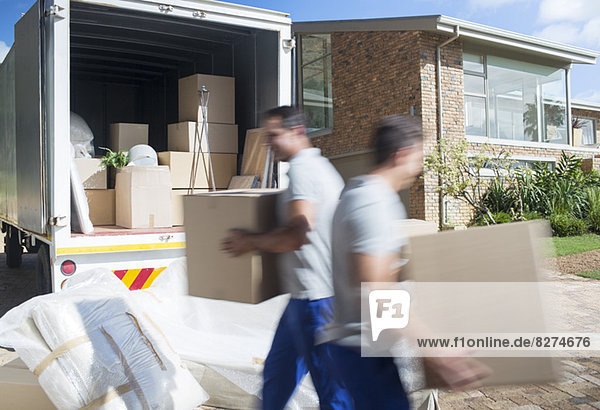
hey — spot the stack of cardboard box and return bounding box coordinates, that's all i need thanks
[162,74,239,225]
[76,157,114,227]
[79,123,174,229]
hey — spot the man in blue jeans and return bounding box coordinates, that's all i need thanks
[221,106,351,409]
[322,115,488,409]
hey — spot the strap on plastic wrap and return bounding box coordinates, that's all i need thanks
[80,383,133,410]
[126,312,167,371]
[141,311,177,355]
[101,327,150,410]
[33,334,91,377]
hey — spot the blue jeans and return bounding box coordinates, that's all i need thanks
[262,298,352,410]
[328,343,410,410]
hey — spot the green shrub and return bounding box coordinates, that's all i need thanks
[549,214,587,237]
[523,211,543,221]
[585,188,600,233]
[483,179,516,214]
[471,211,513,226]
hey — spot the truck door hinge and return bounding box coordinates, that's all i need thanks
[282,39,296,51]
[158,4,174,13]
[49,216,67,227]
[45,4,65,18]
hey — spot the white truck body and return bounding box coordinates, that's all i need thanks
[0,0,292,291]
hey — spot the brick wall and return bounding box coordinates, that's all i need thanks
[312,31,422,158]
[311,31,425,218]
[417,33,464,225]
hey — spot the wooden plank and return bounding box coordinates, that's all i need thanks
[241,128,268,178]
[228,175,260,190]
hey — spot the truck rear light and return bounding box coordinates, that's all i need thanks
[60,260,76,275]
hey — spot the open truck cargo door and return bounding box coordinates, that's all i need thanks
[15,1,48,236]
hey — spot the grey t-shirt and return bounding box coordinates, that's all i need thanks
[323,174,407,345]
[278,148,344,300]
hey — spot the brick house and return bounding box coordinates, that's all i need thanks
[292,16,600,227]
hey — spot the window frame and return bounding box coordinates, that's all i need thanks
[296,33,334,136]
[578,117,597,145]
[463,52,569,146]
[463,53,489,139]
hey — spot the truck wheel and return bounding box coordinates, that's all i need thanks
[5,227,23,268]
[36,243,52,295]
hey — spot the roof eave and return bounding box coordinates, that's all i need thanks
[437,16,598,65]
[572,100,600,111]
[292,15,599,65]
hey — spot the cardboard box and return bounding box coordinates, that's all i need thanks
[109,123,149,152]
[183,190,282,303]
[158,151,237,189]
[168,122,238,153]
[0,358,54,409]
[85,189,115,226]
[74,158,107,189]
[404,221,559,387]
[179,74,235,124]
[115,166,172,228]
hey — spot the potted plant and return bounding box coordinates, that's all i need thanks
[572,117,584,147]
[100,147,129,188]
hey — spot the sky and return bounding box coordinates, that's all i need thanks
[0,0,598,102]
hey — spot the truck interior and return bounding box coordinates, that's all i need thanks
[69,1,280,236]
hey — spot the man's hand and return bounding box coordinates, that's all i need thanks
[221,229,255,257]
[423,355,492,391]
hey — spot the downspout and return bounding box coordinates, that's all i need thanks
[565,64,572,145]
[436,25,460,228]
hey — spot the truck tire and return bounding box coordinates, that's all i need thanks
[5,227,23,268]
[36,243,52,295]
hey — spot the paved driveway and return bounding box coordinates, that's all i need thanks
[439,271,600,409]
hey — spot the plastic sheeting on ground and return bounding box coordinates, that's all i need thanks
[0,269,207,409]
[128,258,320,409]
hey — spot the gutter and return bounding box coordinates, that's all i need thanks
[436,25,460,228]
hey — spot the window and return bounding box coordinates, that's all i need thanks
[463,53,567,144]
[579,118,597,145]
[298,34,333,134]
[473,156,555,177]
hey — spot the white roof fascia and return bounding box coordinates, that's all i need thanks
[293,15,598,65]
[74,0,292,31]
[437,16,598,65]
[572,100,600,112]
[293,15,440,34]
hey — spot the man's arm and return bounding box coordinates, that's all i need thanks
[221,200,315,256]
[352,253,398,283]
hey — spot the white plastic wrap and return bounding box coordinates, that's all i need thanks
[0,269,207,409]
[71,112,95,157]
[70,143,94,234]
[130,258,320,409]
[0,259,321,409]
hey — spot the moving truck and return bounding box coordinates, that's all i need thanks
[0,0,293,293]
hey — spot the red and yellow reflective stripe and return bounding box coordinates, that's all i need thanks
[113,267,166,290]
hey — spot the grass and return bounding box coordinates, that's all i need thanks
[577,270,600,280]
[542,233,600,257]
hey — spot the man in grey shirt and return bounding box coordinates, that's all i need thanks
[221,106,351,410]
[325,115,488,409]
